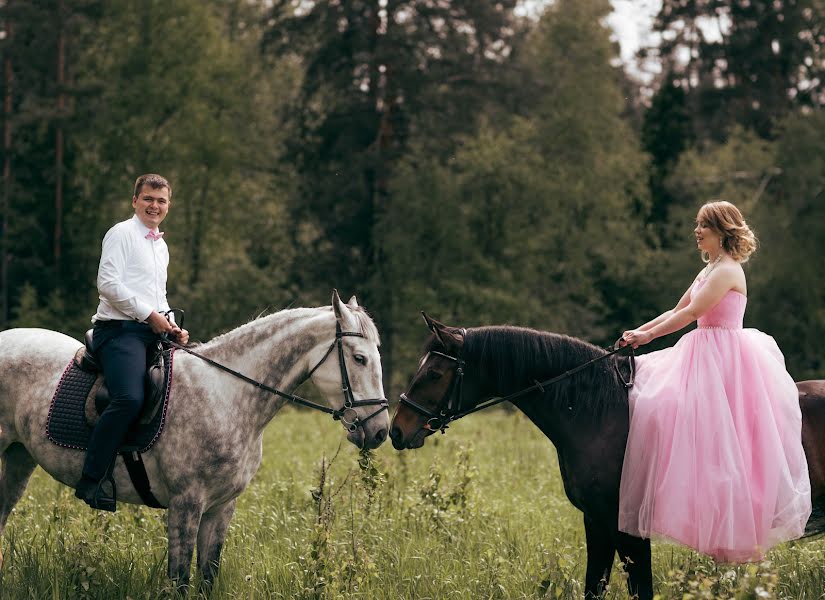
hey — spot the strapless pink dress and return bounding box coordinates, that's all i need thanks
[618,280,811,562]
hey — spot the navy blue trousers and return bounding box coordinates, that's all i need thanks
[82,321,158,482]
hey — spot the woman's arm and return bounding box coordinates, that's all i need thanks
[624,268,737,348]
[636,282,696,331]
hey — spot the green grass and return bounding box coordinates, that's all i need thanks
[1,409,824,599]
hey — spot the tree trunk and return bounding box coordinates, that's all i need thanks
[54,0,66,283]
[189,171,209,287]
[365,1,395,392]
[2,20,13,329]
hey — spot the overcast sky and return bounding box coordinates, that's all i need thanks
[607,0,661,63]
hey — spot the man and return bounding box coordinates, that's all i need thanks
[75,173,189,511]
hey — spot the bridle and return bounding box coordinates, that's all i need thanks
[165,322,388,432]
[303,322,389,430]
[398,347,467,434]
[399,331,634,434]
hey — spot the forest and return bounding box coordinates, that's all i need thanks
[1,0,823,394]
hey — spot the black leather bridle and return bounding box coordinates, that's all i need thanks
[166,322,388,432]
[399,333,634,434]
[398,348,467,434]
[304,322,389,430]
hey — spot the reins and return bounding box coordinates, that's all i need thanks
[164,322,388,432]
[400,338,635,433]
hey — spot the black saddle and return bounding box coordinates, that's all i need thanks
[74,329,166,425]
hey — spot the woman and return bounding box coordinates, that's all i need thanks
[618,200,811,562]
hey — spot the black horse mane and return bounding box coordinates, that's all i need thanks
[460,326,628,414]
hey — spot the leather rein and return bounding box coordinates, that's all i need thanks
[399,333,635,434]
[164,322,388,432]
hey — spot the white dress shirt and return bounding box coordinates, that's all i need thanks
[92,214,171,323]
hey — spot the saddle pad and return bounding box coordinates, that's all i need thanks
[46,349,175,453]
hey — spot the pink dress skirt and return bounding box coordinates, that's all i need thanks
[618,281,811,562]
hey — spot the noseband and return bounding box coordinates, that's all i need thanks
[166,322,388,432]
[305,323,389,432]
[399,335,634,435]
[398,349,466,433]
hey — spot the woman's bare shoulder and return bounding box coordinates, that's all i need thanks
[716,260,747,294]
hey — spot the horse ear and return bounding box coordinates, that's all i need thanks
[421,312,463,348]
[332,289,358,330]
[347,295,359,308]
[421,311,437,331]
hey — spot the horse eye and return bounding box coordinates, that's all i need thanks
[353,354,367,365]
[426,368,442,380]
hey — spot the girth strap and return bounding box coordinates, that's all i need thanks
[121,451,164,508]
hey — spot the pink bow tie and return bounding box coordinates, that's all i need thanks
[145,231,164,241]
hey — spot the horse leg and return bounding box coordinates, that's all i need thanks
[166,494,204,592]
[615,531,653,600]
[0,443,38,568]
[583,514,616,599]
[196,498,237,593]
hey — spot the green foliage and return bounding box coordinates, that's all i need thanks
[381,0,655,390]
[747,110,825,379]
[653,0,825,140]
[644,0,825,227]
[0,0,103,320]
[642,74,694,224]
[263,0,523,386]
[1,0,295,337]
[9,282,90,336]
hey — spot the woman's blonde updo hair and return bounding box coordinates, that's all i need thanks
[697,200,758,263]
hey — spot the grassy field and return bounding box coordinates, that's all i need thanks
[1,408,824,599]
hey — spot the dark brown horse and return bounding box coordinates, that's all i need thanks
[389,314,825,600]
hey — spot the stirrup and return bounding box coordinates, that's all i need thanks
[76,460,118,512]
[89,475,117,512]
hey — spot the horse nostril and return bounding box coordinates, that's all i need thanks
[389,426,401,442]
[374,428,387,443]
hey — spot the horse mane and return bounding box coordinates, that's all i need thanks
[460,326,627,413]
[202,305,380,348]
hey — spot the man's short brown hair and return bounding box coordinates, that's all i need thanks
[133,173,172,199]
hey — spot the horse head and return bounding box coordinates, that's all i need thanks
[306,290,389,450]
[390,312,468,450]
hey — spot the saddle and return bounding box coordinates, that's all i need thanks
[74,329,166,426]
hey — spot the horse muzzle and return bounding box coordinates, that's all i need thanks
[389,424,429,450]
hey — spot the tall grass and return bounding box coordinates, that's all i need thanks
[1,409,823,598]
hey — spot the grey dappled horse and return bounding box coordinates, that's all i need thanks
[0,291,389,589]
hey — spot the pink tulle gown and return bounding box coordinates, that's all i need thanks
[618,278,811,562]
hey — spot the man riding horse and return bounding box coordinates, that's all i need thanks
[75,173,189,511]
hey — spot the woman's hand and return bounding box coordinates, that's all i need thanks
[621,329,653,349]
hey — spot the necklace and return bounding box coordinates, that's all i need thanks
[702,254,723,279]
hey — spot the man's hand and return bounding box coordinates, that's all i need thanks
[171,328,189,345]
[146,311,189,344]
[146,311,175,335]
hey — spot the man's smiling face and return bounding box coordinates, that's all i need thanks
[132,184,170,229]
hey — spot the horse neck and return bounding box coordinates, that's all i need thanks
[464,327,624,445]
[465,327,589,395]
[199,308,335,412]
